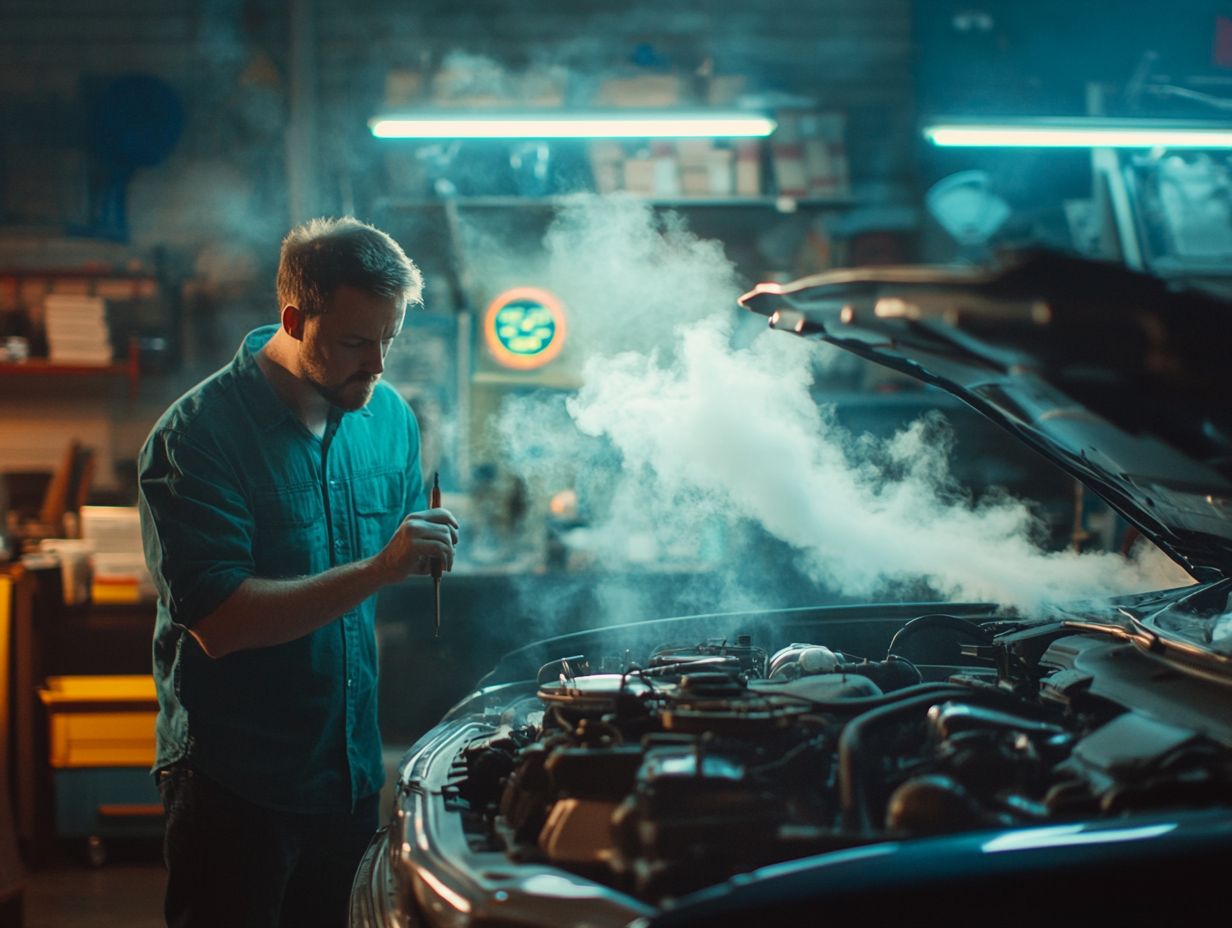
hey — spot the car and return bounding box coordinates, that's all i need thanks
[350,250,1232,927]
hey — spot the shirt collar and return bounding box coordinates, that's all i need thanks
[235,325,295,431]
[234,325,375,431]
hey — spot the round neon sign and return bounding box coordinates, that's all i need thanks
[483,287,568,370]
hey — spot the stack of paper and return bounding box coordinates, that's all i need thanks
[43,294,113,365]
[80,505,154,603]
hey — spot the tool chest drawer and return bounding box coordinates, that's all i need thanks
[38,674,157,767]
[37,674,162,846]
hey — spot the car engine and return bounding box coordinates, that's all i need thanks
[440,621,1232,905]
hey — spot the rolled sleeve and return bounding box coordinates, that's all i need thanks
[138,428,255,628]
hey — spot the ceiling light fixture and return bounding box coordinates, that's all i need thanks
[923,118,1232,149]
[369,111,777,140]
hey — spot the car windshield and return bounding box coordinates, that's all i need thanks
[1135,577,1232,657]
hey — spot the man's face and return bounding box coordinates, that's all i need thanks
[298,285,406,411]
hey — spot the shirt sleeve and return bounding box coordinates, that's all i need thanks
[138,427,256,628]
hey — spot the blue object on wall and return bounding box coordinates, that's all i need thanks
[80,74,184,240]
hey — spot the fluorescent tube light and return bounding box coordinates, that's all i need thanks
[924,118,1232,149]
[369,111,777,140]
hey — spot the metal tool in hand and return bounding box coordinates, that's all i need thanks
[430,471,442,638]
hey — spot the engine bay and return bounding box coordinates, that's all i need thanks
[435,617,1232,904]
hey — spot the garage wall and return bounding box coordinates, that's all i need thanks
[0,0,918,487]
[0,2,290,486]
[316,0,916,213]
[0,1,289,249]
[0,0,915,246]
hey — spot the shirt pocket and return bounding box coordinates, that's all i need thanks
[353,470,406,557]
[251,483,327,577]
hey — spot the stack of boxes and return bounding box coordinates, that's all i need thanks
[589,108,848,201]
[772,111,850,201]
[377,61,851,204]
[593,138,756,199]
[588,72,762,199]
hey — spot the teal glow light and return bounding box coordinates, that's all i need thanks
[484,287,567,370]
[982,823,1177,854]
[496,301,557,356]
[370,111,777,139]
[924,119,1232,149]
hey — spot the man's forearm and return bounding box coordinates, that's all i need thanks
[190,556,395,659]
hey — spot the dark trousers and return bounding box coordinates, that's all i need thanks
[158,765,380,928]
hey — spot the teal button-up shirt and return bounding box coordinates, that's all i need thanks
[138,325,425,813]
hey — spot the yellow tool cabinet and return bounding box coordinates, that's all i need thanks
[37,675,161,864]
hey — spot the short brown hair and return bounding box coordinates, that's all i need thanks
[276,217,423,316]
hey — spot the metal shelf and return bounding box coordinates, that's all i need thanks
[0,343,140,397]
[374,194,858,213]
[470,370,582,390]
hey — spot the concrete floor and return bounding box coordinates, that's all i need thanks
[24,845,164,928]
[16,745,410,928]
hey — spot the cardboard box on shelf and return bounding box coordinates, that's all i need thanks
[771,113,808,199]
[680,163,711,196]
[801,112,850,197]
[595,75,684,107]
[80,506,155,601]
[430,57,566,109]
[707,149,734,196]
[650,141,680,196]
[676,139,714,162]
[675,139,714,197]
[588,141,626,194]
[706,74,747,106]
[521,68,568,107]
[623,155,656,196]
[384,68,424,108]
[735,141,763,196]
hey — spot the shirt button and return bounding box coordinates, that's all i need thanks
[346,677,353,688]
[329,479,339,488]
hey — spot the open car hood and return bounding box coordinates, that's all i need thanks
[738,250,1232,580]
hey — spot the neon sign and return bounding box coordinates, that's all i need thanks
[483,287,567,370]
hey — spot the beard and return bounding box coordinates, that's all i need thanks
[299,329,381,411]
[308,371,378,411]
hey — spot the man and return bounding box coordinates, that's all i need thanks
[138,217,459,928]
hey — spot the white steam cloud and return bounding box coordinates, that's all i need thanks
[489,196,1192,625]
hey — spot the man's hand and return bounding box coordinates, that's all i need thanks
[376,507,460,582]
[190,507,460,659]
